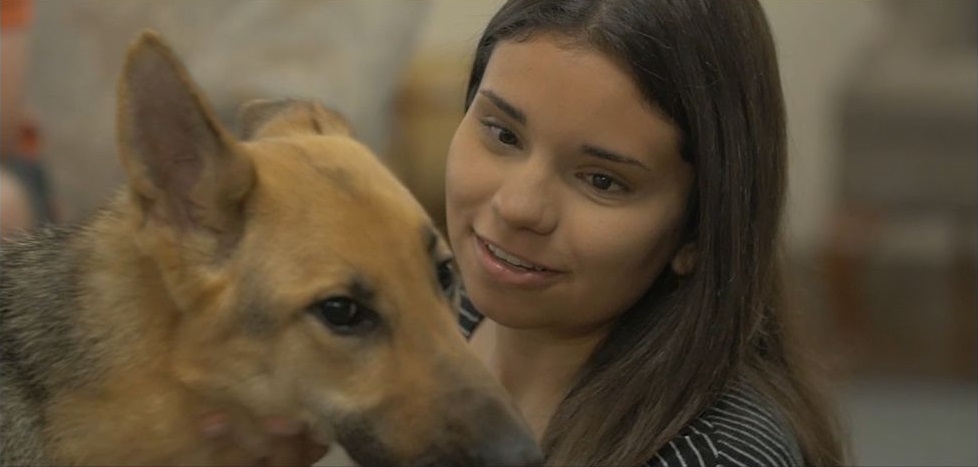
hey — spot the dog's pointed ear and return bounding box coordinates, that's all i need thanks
[238,99,353,140]
[117,30,254,244]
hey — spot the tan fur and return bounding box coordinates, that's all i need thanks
[0,31,540,466]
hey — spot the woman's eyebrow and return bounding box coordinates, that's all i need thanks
[480,88,649,171]
[582,144,651,171]
[479,89,526,125]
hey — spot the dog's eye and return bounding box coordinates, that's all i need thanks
[309,297,379,335]
[437,259,456,294]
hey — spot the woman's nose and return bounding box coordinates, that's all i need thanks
[490,158,557,235]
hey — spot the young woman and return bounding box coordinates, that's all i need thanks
[207,1,846,465]
[444,0,845,465]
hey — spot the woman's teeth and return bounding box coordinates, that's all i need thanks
[486,243,546,271]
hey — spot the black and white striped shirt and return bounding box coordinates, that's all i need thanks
[459,296,804,467]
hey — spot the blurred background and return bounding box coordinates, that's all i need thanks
[1,1,975,465]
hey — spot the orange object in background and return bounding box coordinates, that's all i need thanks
[2,0,57,225]
[1,0,33,30]
[2,0,41,161]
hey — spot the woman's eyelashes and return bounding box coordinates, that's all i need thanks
[576,172,630,194]
[480,119,523,150]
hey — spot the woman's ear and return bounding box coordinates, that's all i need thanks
[670,243,697,276]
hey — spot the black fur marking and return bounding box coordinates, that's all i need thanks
[1,224,109,463]
[309,104,324,135]
[292,143,359,196]
[348,276,376,304]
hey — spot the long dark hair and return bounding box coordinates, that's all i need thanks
[464,1,845,465]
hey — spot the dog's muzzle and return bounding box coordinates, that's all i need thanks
[335,389,543,467]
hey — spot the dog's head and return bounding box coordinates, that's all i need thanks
[116,31,541,466]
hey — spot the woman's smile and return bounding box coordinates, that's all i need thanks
[473,234,563,288]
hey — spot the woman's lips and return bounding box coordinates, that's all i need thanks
[473,235,561,288]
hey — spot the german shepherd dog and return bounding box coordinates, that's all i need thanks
[0,31,541,466]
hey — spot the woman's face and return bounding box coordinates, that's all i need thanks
[445,35,694,336]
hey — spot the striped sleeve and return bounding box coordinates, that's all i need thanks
[643,418,718,467]
[704,384,802,467]
[644,383,803,467]
[457,289,483,339]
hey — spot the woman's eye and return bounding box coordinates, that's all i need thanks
[579,173,628,193]
[497,128,519,146]
[308,297,379,335]
[482,120,521,148]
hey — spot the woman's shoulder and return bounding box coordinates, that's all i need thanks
[643,382,804,467]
